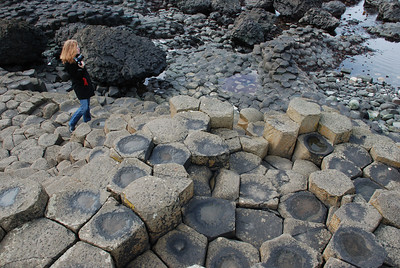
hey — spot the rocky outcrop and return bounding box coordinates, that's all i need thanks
[73,25,167,87]
[273,0,323,20]
[176,0,212,14]
[378,1,400,22]
[299,8,340,31]
[322,1,346,18]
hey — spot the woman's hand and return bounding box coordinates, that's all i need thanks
[78,61,85,68]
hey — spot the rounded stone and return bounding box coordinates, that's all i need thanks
[113,133,153,161]
[148,142,191,168]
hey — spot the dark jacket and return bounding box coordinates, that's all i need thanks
[64,60,95,100]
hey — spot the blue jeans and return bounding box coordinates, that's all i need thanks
[69,98,91,128]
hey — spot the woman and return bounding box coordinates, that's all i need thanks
[60,39,95,132]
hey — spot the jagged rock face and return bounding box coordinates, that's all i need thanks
[0,19,46,67]
[378,1,400,22]
[73,25,167,86]
[273,0,323,20]
[176,0,212,14]
[299,8,340,31]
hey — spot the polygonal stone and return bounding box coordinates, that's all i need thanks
[104,115,128,133]
[212,168,240,201]
[87,146,110,162]
[148,142,191,168]
[182,196,236,240]
[309,170,355,207]
[107,158,152,196]
[38,132,62,147]
[370,140,400,168]
[143,117,188,144]
[321,154,362,179]
[363,161,400,190]
[292,132,334,166]
[278,191,327,223]
[264,155,293,170]
[51,241,115,268]
[236,208,283,248]
[239,174,279,209]
[121,176,182,242]
[240,107,264,125]
[104,129,130,148]
[206,237,260,267]
[169,95,200,116]
[79,197,149,267]
[323,226,386,268]
[369,189,400,228]
[283,218,332,252]
[353,177,384,202]
[112,133,154,162]
[328,202,382,233]
[126,250,167,268]
[332,143,372,169]
[0,218,76,267]
[0,179,48,231]
[286,97,321,134]
[127,114,157,133]
[45,185,106,232]
[246,121,265,137]
[324,257,357,267]
[239,136,269,158]
[90,117,107,129]
[187,165,213,196]
[70,123,91,144]
[265,169,308,195]
[199,96,234,129]
[17,145,44,163]
[230,151,262,174]
[374,224,400,267]
[318,112,352,145]
[84,129,106,148]
[260,234,322,267]
[184,131,229,168]
[174,111,210,132]
[153,223,208,268]
[292,159,320,178]
[212,128,242,153]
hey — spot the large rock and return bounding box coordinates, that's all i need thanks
[286,98,321,134]
[299,8,340,31]
[322,1,346,18]
[230,8,279,47]
[369,189,400,228]
[0,19,46,66]
[211,0,241,16]
[176,0,212,14]
[273,0,323,20]
[378,1,400,22]
[73,25,166,86]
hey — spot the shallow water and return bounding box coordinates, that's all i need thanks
[336,0,400,88]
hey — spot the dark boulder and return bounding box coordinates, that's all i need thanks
[0,19,47,67]
[322,1,346,18]
[211,0,241,16]
[378,1,400,22]
[299,8,340,31]
[274,0,323,20]
[243,0,275,13]
[230,8,280,47]
[176,0,212,14]
[73,25,167,86]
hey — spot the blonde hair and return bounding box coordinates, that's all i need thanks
[60,39,78,64]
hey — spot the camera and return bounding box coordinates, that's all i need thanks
[74,54,84,65]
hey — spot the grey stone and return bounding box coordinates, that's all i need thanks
[323,257,357,267]
[112,133,154,162]
[292,159,320,178]
[318,112,352,145]
[79,197,149,267]
[206,237,260,267]
[323,226,386,268]
[153,223,208,268]
[0,178,48,231]
[84,129,106,148]
[374,224,400,267]
[182,196,235,240]
[212,168,240,201]
[363,161,400,190]
[50,241,115,268]
[230,151,262,174]
[70,123,92,144]
[148,142,191,168]
[239,136,269,159]
[126,250,167,268]
[143,117,188,144]
[104,115,128,134]
[38,132,62,147]
[369,189,400,228]
[0,218,76,267]
[121,175,183,243]
[265,169,307,195]
[236,208,283,248]
[187,165,213,196]
[286,97,321,134]
[264,155,293,170]
[321,154,362,179]
[239,173,279,209]
[333,143,373,169]
[174,111,210,132]
[169,95,200,116]
[199,96,234,129]
[283,218,332,252]
[370,140,400,168]
[292,132,334,166]
[353,177,384,202]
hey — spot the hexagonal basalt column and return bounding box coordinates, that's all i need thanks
[199,96,234,129]
[328,202,382,233]
[174,111,210,132]
[182,197,235,240]
[236,208,283,249]
[148,142,191,168]
[370,140,400,168]
[169,95,200,116]
[265,169,307,195]
[321,154,362,179]
[143,117,188,144]
[79,197,149,267]
[323,226,386,268]
[260,234,322,267]
[112,133,154,162]
[107,158,152,196]
[278,191,327,223]
[369,189,400,228]
[127,250,167,268]
[153,223,208,268]
[0,218,76,267]
[206,237,260,267]
[353,177,383,202]
[184,131,230,169]
[263,113,300,158]
[0,179,48,231]
[121,176,182,243]
[239,174,279,209]
[286,97,321,134]
[51,241,115,268]
[318,112,352,145]
[363,161,400,190]
[292,132,333,166]
[309,170,355,207]
[230,151,262,175]
[332,143,372,169]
